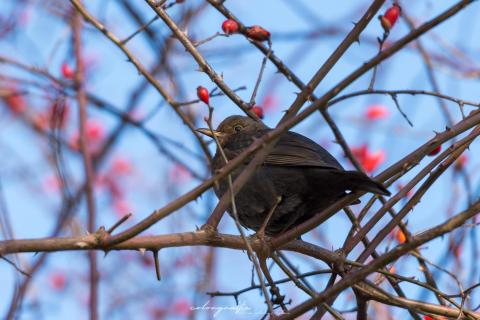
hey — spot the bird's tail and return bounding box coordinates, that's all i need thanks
[344,171,390,196]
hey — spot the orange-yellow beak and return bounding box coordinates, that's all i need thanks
[195,128,224,139]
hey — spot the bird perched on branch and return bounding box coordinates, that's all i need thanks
[197,115,390,236]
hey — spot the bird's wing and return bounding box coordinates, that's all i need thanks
[264,131,343,170]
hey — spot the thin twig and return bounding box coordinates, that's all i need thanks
[72,7,98,320]
[107,213,133,234]
[0,255,30,277]
[368,34,387,90]
[249,44,272,106]
[193,32,227,47]
[120,15,159,45]
[389,93,413,127]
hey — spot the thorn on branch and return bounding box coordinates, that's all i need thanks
[153,250,161,281]
[458,101,466,119]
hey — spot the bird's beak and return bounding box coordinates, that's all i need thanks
[195,128,223,139]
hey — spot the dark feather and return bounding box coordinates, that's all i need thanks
[208,116,391,235]
[265,130,343,170]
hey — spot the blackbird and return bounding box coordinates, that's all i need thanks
[197,115,390,235]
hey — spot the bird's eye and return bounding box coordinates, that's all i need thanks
[234,124,243,132]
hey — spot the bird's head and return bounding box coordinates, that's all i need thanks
[196,115,266,146]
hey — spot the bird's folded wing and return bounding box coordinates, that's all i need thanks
[264,131,343,170]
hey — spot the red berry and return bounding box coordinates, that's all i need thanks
[111,157,132,175]
[428,145,442,156]
[86,119,105,142]
[221,19,239,35]
[352,145,386,173]
[33,112,49,131]
[4,92,26,114]
[61,63,75,79]
[43,175,62,193]
[245,25,270,42]
[172,299,191,316]
[49,272,67,291]
[454,154,467,171]
[366,104,389,120]
[148,306,168,319]
[365,150,385,173]
[261,94,278,111]
[384,4,401,25]
[252,106,264,119]
[380,4,401,31]
[395,228,406,244]
[196,86,209,104]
